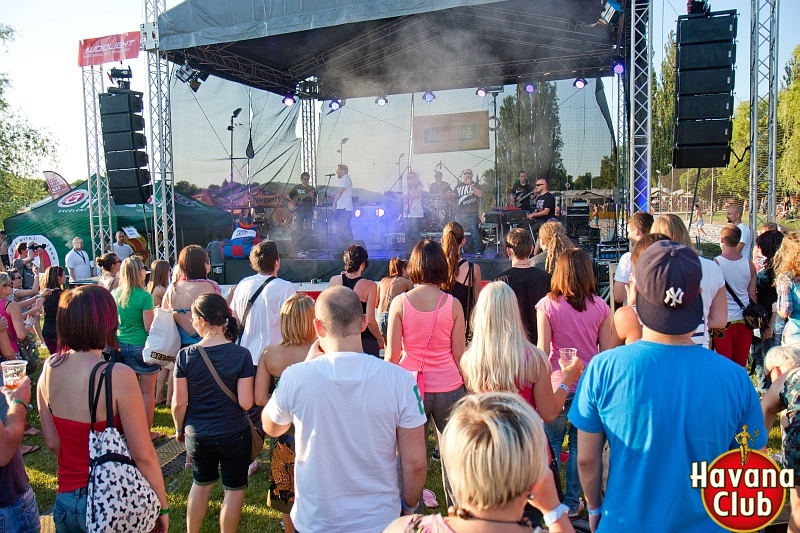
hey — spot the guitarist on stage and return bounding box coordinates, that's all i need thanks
[285,172,317,252]
[508,170,534,213]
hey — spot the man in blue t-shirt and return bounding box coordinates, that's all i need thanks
[569,240,766,533]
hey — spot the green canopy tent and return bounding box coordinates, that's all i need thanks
[3,182,232,265]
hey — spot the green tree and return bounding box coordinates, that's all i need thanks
[652,32,677,182]
[715,101,750,200]
[0,24,56,225]
[778,44,800,193]
[174,180,200,197]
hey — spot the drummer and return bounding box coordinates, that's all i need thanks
[429,170,452,198]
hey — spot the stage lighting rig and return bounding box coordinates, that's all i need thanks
[329,99,344,111]
[612,57,625,75]
[282,94,297,106]
[523,82,536,94]
[476,87,488,98]
[375,95,389,106]
[108,67,133,89]
[573,78,587,89]
[422,91,436,103]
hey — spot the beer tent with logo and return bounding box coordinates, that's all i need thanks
[3,182,233,265]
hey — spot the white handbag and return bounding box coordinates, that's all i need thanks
[142,289,180,369]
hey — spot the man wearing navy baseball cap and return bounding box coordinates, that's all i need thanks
[569,240,765,532]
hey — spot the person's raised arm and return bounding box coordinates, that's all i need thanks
[577,429,607,532]
[397,424,427,514]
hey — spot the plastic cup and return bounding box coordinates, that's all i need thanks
[1,361,27,390]
[559,348,577,365]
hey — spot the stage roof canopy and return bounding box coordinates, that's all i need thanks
[158,0,618,100]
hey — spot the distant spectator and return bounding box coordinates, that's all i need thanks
[727,203,752,258]
[40,266,66,354]
[0,230,9,269]
[753,230,785,391]
[64,237,93,281]
[775,232,800,346]
[112,230,134,260]
[96,252,121,292]
[206,231,225,283]
[376,258,413,343]
[613,212,654,306]
[12,242,38,289]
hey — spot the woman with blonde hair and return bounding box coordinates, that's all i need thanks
[96,252,121,291]
[441,221,481,338]
[254,293,316,533]
[536,248,614,517]
[775,232,800,345]
[112,255,162,439]
[384,392,573,533]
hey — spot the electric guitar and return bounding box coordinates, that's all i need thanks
[514,189,534,208]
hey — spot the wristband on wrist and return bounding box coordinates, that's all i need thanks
[400,499,419,513]
[159,507,170,516]
[11,399,28,410]
[558,383,570,394]
[588,505,603,516]
[543,503,569,526]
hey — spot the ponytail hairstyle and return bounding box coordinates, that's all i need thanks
[388,257,408,278]
[96,253,119,274]
[192,293,239,342]
[441,221,465,291]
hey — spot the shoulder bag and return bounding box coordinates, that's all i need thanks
[236,276,276,345]
[86,362,161,533]
[724,281,769,330]
[408,292,447,401]
[143,285,181,368]
[196,345,264,462]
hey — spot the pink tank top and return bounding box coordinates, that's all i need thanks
[1,301,20,351]
[399,293,463,393]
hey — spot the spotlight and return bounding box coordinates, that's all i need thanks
[376,208,385,218]
[375,95,389,106]
[573,78,587,89]
[354,209,362,218]
[523,82,536,94]
[476,87,487,98]
[329,99,344,111]
[282,94,297,106]
[612,57,625,75]
[422,91,436,103]
[599,0,623,25]
[175,64,196,83]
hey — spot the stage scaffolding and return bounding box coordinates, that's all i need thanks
[749,0,779,236]
[628,0,652,214]
[82,65,114,261]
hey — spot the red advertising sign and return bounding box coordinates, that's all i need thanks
[78,32,140,67]
[43,171,71,200]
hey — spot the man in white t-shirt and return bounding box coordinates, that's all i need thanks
[726,203,752,259]
[263,286,427,533]
[332,164,354,254]
[111,231,134,260]
[613,212,654,306]
[64,237,93,281]
[231,241,296,365]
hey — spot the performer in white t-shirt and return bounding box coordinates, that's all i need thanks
[332,164,354,254]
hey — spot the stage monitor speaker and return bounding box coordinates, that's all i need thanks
[98,91,143,115]
[100,113,145,134]
[672,146,730,169]
[108,168,151,204]
[677,94,734,120]
[676,68,734,96]
[677,10,737,45]
[103,132,146,152]
[676,42,735,70]
[674,119,732,146]
[105,150,148,171]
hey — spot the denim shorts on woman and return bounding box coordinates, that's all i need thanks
[53,487,87,533]
[185,428,252,491]
[118,343,160,375]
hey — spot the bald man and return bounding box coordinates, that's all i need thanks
[726,203,752,258]
[263,286,427,531]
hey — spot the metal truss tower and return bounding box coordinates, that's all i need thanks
[628,0,652,213]
[749,0,779,236]
[616,70,629,237]
[142,0,177,263]
[301,98,317,186]
[82,66,114,260]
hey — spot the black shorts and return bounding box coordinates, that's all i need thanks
[185,428,252,491]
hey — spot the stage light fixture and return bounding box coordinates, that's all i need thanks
[354,209,362,218]
[476,87,487,98]
[375,95,389,106]
[329,99,344,111]
[524,82,536,94]
[573,78,587,89]
[599,0,623,25]
[612,57,625,75]
[282,94,297,106]
[175,64,196,83]
[422,91,436,103]
[376,208,385,218]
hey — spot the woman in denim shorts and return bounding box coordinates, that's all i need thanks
[112,256,162,439]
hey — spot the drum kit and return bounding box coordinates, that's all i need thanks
[422,193,453,232]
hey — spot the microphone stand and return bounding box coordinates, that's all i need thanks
[322,173,335,258]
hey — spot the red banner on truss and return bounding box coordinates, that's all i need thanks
[78,32,140,67]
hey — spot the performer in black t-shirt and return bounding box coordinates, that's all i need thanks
[429,171,452,198]
[527,177,556,237]
[452,169,484,256]
[285,172,317,251]
[508,170,534,213]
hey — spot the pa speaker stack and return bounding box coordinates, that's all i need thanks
[673,10,737,169]
[99,88,151,204]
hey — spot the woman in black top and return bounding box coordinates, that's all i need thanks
[755,229,785,391]
[40,266,65,354]
[442,222,482,338]
[328,244,384,356]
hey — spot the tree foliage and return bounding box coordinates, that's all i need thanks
[652,32,677,182]
[0,24,56,226]
[174,180,201,197]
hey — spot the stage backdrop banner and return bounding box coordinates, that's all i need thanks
[413,111,490,155]
[78,31,140,67]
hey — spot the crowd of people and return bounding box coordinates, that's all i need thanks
[3,200,800,533]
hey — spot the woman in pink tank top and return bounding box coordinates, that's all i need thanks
[386,239,466,508]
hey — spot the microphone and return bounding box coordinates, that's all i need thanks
[325,173,335,177]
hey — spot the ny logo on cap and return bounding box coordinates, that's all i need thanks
[664,287,684,307]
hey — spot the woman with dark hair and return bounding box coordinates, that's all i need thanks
[254,293,316,533]
[172,293,254,533]
[96,252,121,291]
[41,266,66,354]
[149,259,173,406]
[754,229,785,391]
[37,285,168,533]
[328,244,383,356]
[386,239,466,507]
[113,256,162,440]
[536,248,614,517]
[441,221,481,338]
[376,257,413,343]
